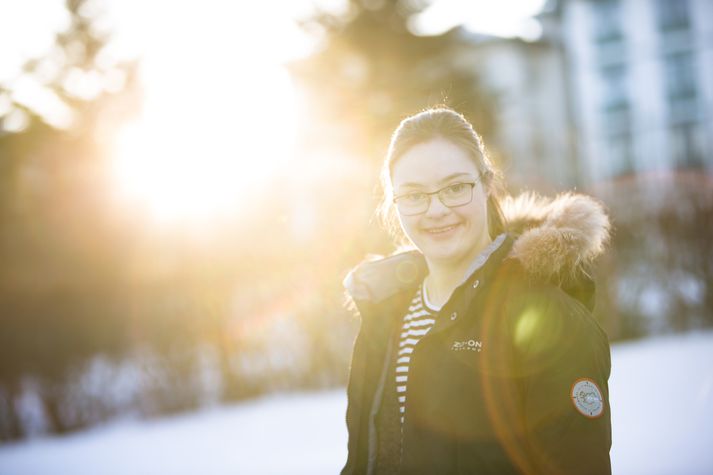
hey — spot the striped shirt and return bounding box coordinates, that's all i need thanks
[396,284,439,426]
[394,234,508,427]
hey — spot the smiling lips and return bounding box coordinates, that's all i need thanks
[423,223,461,235]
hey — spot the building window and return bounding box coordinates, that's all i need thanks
[664,52,697,100]
[592,0,623,43]
[600,64,630,135]
[608,133,635,176]
[655,0,691,32]
[601,64,628,110]
[669,124,704,168]
[664,52,698,123]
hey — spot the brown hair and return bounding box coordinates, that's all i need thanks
[377,107,507,244]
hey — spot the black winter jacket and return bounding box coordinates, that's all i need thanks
[340,192,612,475]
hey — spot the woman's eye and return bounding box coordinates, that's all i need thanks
[445,183,468,195]
[404,192,426,203]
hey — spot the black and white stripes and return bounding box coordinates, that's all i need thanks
[396,285,437,425]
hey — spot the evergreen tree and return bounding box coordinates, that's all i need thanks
[289,0,495,163]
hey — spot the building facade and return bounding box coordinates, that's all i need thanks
[456,32,577,190]
[461,0,713,190]
[548,0,713,184]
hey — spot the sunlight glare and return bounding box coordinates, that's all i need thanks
[108,0,301,223]
[112,68,296,223]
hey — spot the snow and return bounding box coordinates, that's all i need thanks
[609,331,713,475]
[0,391,347,475]
[1,331,712,475]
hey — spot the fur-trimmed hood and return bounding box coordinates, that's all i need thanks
[501,191,611,285]
[344,191,611,306]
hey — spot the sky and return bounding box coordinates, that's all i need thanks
[411,0,546,39]
[0,0,547,224]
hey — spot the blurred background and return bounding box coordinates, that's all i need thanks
[0,0,711,474]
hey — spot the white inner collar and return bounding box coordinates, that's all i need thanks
[421,232,507,312]
[421,282,442,312]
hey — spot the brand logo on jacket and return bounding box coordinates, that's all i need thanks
[451,339,483,352]
[571,378,604,418]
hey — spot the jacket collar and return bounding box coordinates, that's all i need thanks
[342,233,511,307]
[344,192,610,311]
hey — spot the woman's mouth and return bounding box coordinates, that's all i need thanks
[423,223,460,235]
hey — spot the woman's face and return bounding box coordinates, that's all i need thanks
[391,138,490,266]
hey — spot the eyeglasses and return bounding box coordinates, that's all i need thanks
[393,180,480,216]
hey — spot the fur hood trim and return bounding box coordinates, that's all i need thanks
[343,191,611,303]
[502,192,611,285]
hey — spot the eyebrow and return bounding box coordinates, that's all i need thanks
[397,172,474,190]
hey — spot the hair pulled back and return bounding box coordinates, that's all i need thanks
[378,107,507,244]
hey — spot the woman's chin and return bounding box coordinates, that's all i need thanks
[420,244,464,265]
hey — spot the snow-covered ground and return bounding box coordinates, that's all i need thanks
[609,331,713,475]
[1,331,712,475]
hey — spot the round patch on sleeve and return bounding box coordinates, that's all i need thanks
[570,378,604,418]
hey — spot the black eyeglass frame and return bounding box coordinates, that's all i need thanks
[392,177,483,216]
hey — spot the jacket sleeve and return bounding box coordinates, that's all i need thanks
[511,287,612,475]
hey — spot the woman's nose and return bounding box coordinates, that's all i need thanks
[424,194,451,217]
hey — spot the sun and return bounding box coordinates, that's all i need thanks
[111,66,297,224]
[106,0,304,224]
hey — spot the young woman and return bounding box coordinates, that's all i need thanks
[341,107,612,475]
